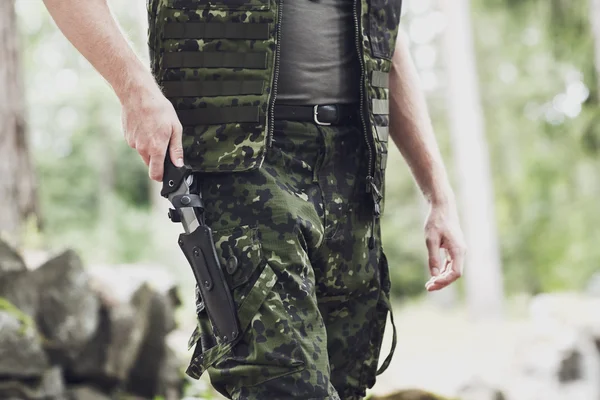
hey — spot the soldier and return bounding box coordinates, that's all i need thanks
[43,0,467,399]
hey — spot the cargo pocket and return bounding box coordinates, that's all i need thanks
[186,225,278,379]
[367,0,403,60]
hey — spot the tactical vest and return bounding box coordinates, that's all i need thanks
[147,0,402,213]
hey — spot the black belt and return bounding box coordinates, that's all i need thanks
[273,104,359,126]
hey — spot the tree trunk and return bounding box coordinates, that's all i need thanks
[590,0,600,97]
[0,0,38,244]
[440,0,504,319]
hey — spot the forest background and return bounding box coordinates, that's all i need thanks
[2,0,600,397]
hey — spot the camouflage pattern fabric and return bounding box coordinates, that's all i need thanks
[148,0,280,173]
[186,120,393,400]
[148,0,403,197]
[146,0,403,397]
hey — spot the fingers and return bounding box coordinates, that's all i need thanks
[148,144,168,182]
[425,245,465,291]
[121,90,184,181]
[425,262,460,291]
[141,152,150,166]
[425,234,441,277]
[169,121,184,168]
[448,244,465,277]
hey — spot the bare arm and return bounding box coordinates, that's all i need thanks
[389,29,466,291]
[389,30,451,205]
[43,0,183,180]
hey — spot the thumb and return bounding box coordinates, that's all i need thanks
[169,122,184,168]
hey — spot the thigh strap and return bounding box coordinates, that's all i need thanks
[376,293,397,376]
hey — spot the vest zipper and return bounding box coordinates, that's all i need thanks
[267,0,284,148]
[353,0,380,249]
[353,0,372,179]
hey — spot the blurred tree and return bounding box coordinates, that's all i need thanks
[473,0,600,292]
[590,0,600,96]
[440,0,504,318]
[0,0,38,243]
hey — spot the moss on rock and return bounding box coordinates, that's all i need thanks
[0,296,34,334]
[369,389,458,400]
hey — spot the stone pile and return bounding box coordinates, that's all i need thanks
[369,389,458,400]
[372,291,600,400]
[457,292,600,400]
[0,239,184,400]
[503,293,600,400]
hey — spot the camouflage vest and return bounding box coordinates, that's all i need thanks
[147,0,402,200]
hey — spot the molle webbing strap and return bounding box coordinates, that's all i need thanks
[380,151,388,169]
[371,71,389,88]
[375,126,389,142]
[372,99,389,115]
[164,22,270,40]
[163,51,268,69]
[163,81,264,98]
[176,106,261,125]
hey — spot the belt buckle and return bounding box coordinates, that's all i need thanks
[313,105,332,126]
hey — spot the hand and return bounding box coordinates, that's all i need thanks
[121,86,184,181]
[423,200,467,291]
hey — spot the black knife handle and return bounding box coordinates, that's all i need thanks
[161,151,188,198]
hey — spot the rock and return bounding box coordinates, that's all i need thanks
[457,378,506,400]
[0,367,68,400]
[68,264,181,395]
[0,270,39,317]
[0,255,184,400]
[65,386,111,400]
[0,307,48,378]
[68,283,154,387]
[0,238,27,275]
[0,380,44,400]
[370,390,456,400]
[126,289,179,398]
[99,283,154,378]
[0,240,37,317]
[33,250,100,364]
[508,325,600,400]
[84,263,180,398]
[157,345,185,400]
[38,367,66,400]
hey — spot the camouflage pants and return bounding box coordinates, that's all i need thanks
[186,119,394,400]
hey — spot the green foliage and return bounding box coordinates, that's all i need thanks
[381,150,429,299]
[471,0,600,292]
[16,1,154,265]
[382,0,600,298]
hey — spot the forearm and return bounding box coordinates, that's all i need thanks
[389,30,453,206]
[43,0,158,103]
